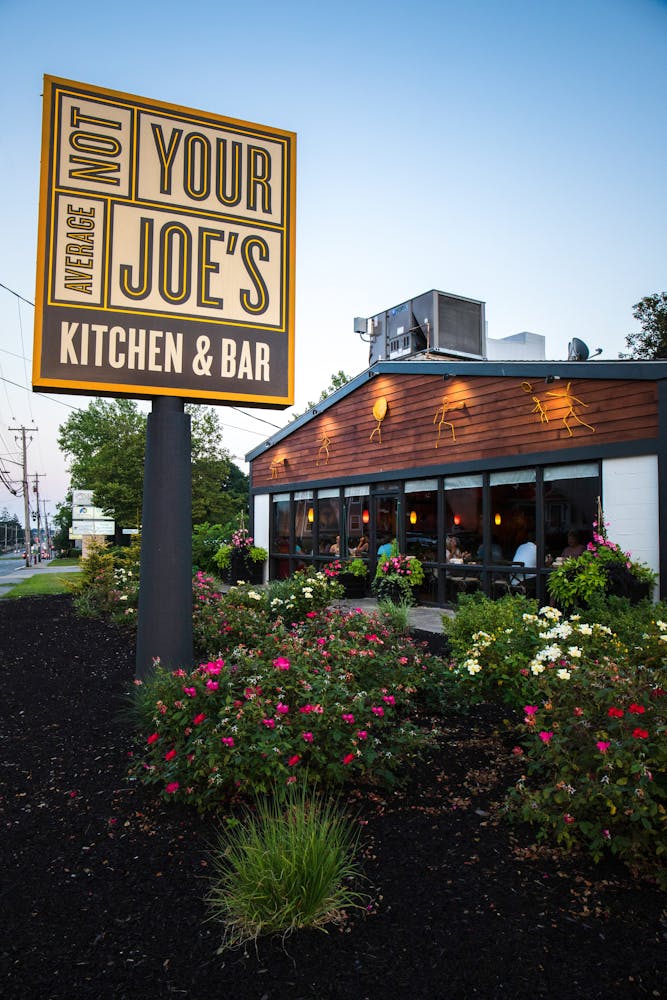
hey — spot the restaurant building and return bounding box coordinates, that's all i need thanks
[246,295,666,606]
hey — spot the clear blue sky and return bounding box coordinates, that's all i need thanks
[0,0,665,522]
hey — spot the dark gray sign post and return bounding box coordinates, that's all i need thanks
[135,397,193,679]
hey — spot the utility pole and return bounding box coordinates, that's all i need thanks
[9,426,37,568]
[33,473,46,561]
[42,499,52,558]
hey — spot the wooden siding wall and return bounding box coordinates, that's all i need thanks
[252,374,659,489]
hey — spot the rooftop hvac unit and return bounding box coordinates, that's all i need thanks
[367,290,486,365]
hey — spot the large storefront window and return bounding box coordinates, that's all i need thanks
[544,463,599,559]
[444,474,483,558]
[294,493,314,556]
[344,486,370,560]
[489,469,537,561]
[318,491,340,557]
[271,495,291,579]
[405,479,438,562]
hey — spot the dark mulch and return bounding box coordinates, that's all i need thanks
[1,596,664,1000]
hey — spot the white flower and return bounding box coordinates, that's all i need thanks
[463,658,482,675]
[247,590,262,601]
[656,620,667,630]
[557,668,571,680]
[576,623,593,636]
[522,613,539,623]
[539,606,562,620]
[530,661,545,675]
[567,646,582,658]
[542,644,563,661]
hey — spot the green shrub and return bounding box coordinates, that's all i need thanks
[130,605,446,809]
[192,522,226,574]
[448,603,626,710]
[547,522,656,610]
[206,779,366,950]
[505,617,667,885]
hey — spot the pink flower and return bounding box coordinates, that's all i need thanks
[596,741,611,754]
[299,704,314,714]
[356,730,368,740]
[538,731,554,743]
[512,746,524,756]
[276,702,289,715]
[205,661,223,675]
[342,713,355,724]
[173,669,186,678]
[273,656,291,670]
[288,754,300,766]
[164,748,177,761]
[524,705,539,716]
[183,686,197,697]
[302,731,314,742]
[193,713,206,725]
[166,781,179,794]
[206,680,219,691]
[147,732,159,744]
[221,737,234,747]
[563,813,575,824]
[382,695,396,706]
[262,718,276,729]
[342,753,356,765]
[371,706,384,717]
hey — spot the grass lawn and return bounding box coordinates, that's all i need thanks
[48,557,81,567]
[0,574,77,599]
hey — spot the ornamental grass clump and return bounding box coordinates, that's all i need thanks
[206,779,366,950]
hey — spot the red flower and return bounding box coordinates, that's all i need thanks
[165,781,179,794]
[632,728,649,739]
[147,732,159,744]
[164,748,177,761]
[342,753,356,765]
[192,713,206,726]
[628,703,646,715]
[607,706,624,718]
[287,755,300,766]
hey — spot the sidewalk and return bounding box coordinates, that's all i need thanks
[335,595,452,633]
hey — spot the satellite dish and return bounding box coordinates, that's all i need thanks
[568,337,590,361]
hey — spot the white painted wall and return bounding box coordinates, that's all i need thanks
[602,455,659,588]
[253,493,270,583]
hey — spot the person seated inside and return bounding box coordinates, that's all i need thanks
[446,535,469,563]
[329,535,340,556]
[352,535,369,556]
[377,537,393,559]
[561,530,586,559]
[477,537,503,563]
[511,538,536,586]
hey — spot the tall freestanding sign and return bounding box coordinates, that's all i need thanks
[33,77,296,676]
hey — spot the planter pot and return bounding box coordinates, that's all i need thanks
[227,553,264,585]
[340,573,367,598]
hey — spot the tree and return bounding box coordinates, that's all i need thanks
[620,292,667,359]
[57,399,147,529]
[291,370,352,419]
[58,400,248,531]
